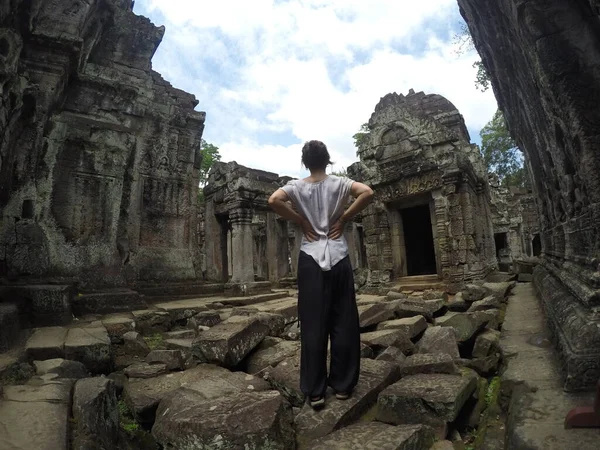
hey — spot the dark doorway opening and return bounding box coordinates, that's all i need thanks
[401,204,437,276]
[494,232,507,258]
[356,224,368,269]
[532,234,542,257]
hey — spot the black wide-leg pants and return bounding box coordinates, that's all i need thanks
[297,251,360,398]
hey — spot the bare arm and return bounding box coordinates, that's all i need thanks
[328,181,374,239]
[268,189,318,241]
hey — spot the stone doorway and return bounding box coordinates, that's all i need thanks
[494,232,507,258]
[400,204,437,276]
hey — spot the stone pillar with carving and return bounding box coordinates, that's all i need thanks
[266,213,289,282]
[229,209,255,284]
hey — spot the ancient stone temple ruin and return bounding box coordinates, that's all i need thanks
[348,90,497,292]
[488,174,541,271]
[0,0,205,296]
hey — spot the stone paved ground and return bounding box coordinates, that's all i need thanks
[501,283,600,449]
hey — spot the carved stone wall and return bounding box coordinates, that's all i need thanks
[348,90,497,291]
[459,0,600,390]
[0,0,204,288]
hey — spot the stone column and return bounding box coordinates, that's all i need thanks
[267,213,289,282]
[230,209,255,284]
[204,199,226,282]
[388,209,406,278]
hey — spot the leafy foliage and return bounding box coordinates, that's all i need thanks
[352,123,370,155]
[480,110,528,187]
[198,139,221,185]
[453,22,491,92]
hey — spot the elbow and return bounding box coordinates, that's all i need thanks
[268,195,277,209]
[365,187,375,202]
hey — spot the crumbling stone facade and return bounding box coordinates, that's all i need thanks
[0,1,204,289]
[459,0,600,390]
[348,90,497,292]
[488,175,541,270]
[203,161,296,292]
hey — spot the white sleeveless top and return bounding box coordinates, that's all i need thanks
[280,175,354,271]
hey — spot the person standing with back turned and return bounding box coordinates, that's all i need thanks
[268,140,374,409]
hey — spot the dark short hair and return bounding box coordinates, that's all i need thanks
[301,140,333,170]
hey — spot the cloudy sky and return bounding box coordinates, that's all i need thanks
[134,0,497,178]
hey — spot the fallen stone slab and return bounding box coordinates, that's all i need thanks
[153,298,212,322]
[124,364,269,424]
[474,309,502,330]
[245,337,300,375]
[64,327,112,373]
[231,310,286,336]
[124,362,169,379]
[192,315,269,368]
[462,284,486,302]
[447,293,469,312]
[146,350,184,370]
[72,377,119,450]
[361,343,375,358]
[358,302,395,328]
[294,358,402,442]
[482,281,515,300]
[152,390,295,450]
[0,381,71,450]
[434,312,488,343]
[376,316,428,339]
[165,329,196,339]
[123,331,151,357]
[376,346,407,364]
[401,353,458,376]
[193,311,222,327]
[25,326,67,361]
[473,329,501,358]
[308,422,435,450]
[456,354,501,377]
[386,291,407,300]
[131,309,172,333]
[468,296,502,312]
[377,372,478,438]
[34,358,88,379]
[265,354,304,407]
[101,314,135,343]
[164,338,194,359]
[361,329,415,355]
[416,326,460,358]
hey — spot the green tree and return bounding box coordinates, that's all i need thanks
[352,123,370,155]
[453,22,490,92]
[480,110,527,187]
[199,140,221,185]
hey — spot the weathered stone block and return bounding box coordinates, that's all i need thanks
[434,312,488,343]
[72,290,147,316]
[64,327,112,373]
[4,285,72,327]
[416,326,460,358]
[145,350,184,370]
[376,346,407,364]
[124,362,169,379]
[123,331,151,357]
[361,329,415,355]
[401,353,459,376]
[34,359,88,379]
[376,315,428,339]
[462,284,486,302]
[358,302,395,328]
[25,326,67,361]
[192,315,269,367]
[473,329,501,358]
[0,303,19,351]
[152,390,294,450]
[308,422,435,450]
[468,296,502,312]
[377,373,478,438]
[72,377,119,450]
[245,337,300,375]
[101,315,135,343]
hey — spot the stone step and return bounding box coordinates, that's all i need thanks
[308,422,435,450]
[0,285,72,327]
[390,275,446,292]
[0,379,72,450]
[136,282,225,299]
[72,289,148,316]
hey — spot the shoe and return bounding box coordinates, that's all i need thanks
[309,396,325,409]
[335,392,350,400]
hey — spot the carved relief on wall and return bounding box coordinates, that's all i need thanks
[52,171,117,243]
[379,171,443,202]
[139,176,191,249]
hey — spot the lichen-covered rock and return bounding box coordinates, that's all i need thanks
[358,303,395,328]
[25,327,67,361]
[462,284,486,303]
[245,338,300,375]
[416,326,460,358]
[152,390,295,449]
[468,296,502,312]
[192,315,269,368]
[377,372,478,438]
[101,315,135,343]
[308,422,435,450]
[193,311,222,327]
[72,377,119,450]
[434,312,488,343]
[483,282,515,301]
[265,354,304,407]
[472,329,501,358]
[376,346,407,364]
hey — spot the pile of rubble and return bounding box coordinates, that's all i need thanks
[0,279,515,449]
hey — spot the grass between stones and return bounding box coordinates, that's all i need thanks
[144,333,165,350]
[464,376,503,450]
[118,400,140,433]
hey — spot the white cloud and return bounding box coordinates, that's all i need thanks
[138,0,498,178]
